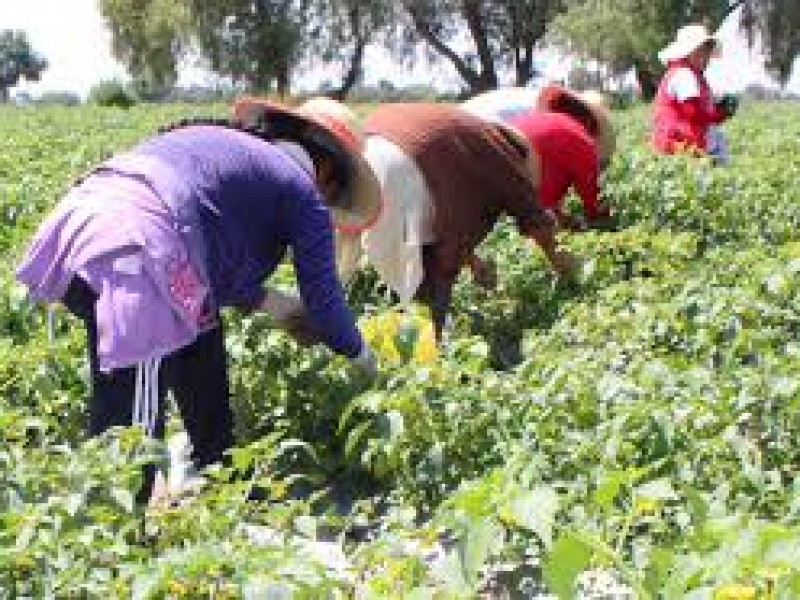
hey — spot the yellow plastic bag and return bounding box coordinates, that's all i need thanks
[360,306,438,364]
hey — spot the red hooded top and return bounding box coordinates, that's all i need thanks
[510,111,605,220]
[652,58,727,154]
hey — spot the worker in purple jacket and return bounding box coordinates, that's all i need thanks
[16,97,383,503]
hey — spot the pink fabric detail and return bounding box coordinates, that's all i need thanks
[17,173,213,371]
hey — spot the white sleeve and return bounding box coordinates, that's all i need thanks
[666,67,701,102]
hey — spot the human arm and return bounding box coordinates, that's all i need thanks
[495,159,577,277]
[570,140,613,226]
[278,187,377,376]
[674,96,727,126]
[285,189,363,356]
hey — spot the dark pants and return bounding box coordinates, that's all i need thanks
[62,278,235,503]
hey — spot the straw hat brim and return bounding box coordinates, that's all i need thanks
[232,97,382,234]
[658,34,720,64]
[535,84,616,165]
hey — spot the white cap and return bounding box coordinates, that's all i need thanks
[658,24,720,64]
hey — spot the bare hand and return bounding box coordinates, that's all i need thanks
[470,257,498,290]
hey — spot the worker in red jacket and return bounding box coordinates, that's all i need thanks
[652,24,739,164]
[463,84,616,232]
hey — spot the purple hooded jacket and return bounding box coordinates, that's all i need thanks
[16,125,363,370]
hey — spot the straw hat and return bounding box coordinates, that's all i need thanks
[658,24,720,64]
[232,96,382,235]
[536,84,616,166]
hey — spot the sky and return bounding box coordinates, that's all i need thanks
[4,0,799,98]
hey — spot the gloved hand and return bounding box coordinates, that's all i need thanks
[549,249,578,279]
[281,312,319,346]
[715,93,739,118]
[585,206,618,232]
[351,343,378,380]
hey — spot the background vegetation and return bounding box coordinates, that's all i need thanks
[2,99,800,597]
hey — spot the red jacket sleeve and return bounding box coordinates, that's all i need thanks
[571,143,602,219]
[674,96,726,128]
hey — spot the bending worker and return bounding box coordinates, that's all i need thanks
[356,102,575,337]
[462,84,616,232]
[652,24,738,164]
[16,97,382,502]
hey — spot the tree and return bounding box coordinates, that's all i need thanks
[552,0,799,99]
[0,30,47,102]
[304,0,392,99]
[101,0,306,96]
[741,0,800,84]
[398,0,563,94]
[99,0,190,96]
[186,0,307,96]
[491,0,563,86]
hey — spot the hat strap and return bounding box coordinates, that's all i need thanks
[311,113,362,153]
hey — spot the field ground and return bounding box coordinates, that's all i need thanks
[2,101,800,598]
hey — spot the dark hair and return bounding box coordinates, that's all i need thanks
[157,116,271,142]
[163,116,353,207]
[549,93,599,137]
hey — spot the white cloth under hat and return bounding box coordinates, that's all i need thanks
[362,135,435,304]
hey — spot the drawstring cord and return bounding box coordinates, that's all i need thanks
[133,357,162,436]
[47,307,56,344]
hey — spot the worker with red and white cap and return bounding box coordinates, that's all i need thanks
[651,24,739,164]
[463,84,617,231]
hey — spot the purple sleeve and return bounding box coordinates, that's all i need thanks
[286,188,363,358]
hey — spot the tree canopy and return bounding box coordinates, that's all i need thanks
[0,30,47,102]
[99,0,189,96]
[551,0,799,99]
[397,0,563,93]
[97,0,798,99]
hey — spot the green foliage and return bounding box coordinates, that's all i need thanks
[0,30,47,102]
[549,0,777,96]
[87,80,138,108]
[98,0,190,95]
[3,101,800,596]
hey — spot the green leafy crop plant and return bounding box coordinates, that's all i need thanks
[2,102,800,598]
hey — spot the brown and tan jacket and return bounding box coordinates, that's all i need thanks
[364,103,550,285]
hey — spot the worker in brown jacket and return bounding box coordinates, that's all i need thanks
[357,103,575,336]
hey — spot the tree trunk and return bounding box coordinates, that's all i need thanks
[461,0,499,90]
[635,63,659,102]
[330,36,367,101]
[275,63,291,98]
[404,4,495,95]
[514,45,536,86]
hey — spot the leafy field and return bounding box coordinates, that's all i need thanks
[2,101,800,598]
